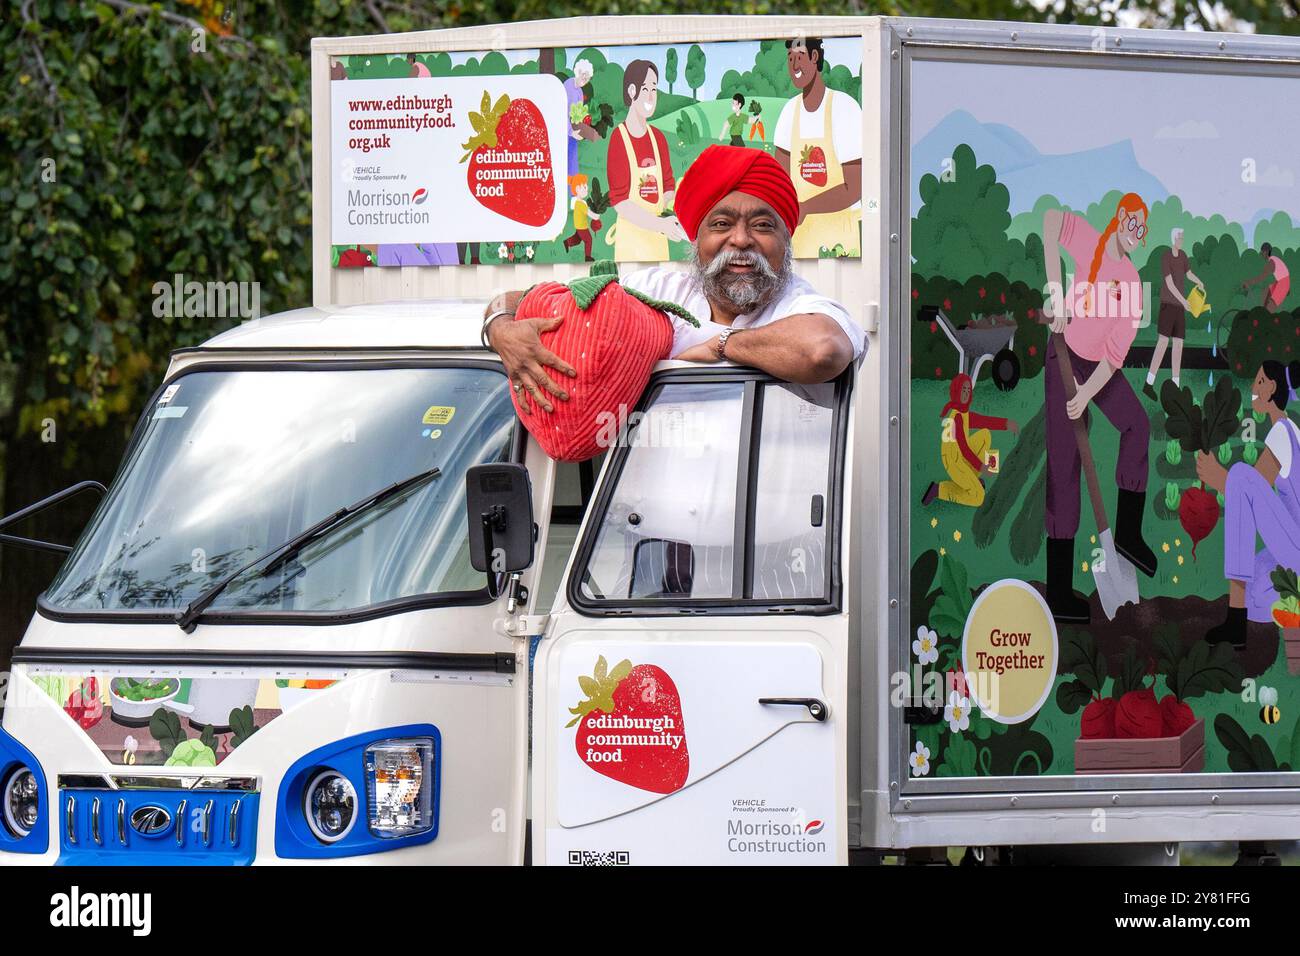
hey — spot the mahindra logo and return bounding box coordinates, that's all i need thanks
[129,805,173,837]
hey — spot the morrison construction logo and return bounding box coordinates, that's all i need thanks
[344,186,432,228]
[725,803,828,857]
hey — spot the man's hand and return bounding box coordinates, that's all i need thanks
[1006,418,1020,436]
[487,314,577,414]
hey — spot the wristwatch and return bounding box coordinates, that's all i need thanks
[714,327,740,360]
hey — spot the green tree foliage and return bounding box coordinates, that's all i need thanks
[912,144,1042,288]
[685,43,706,100]
[664,46,678,95]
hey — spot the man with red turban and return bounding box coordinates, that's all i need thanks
[481,144,864,412]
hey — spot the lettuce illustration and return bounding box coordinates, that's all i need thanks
[164,739,217,767]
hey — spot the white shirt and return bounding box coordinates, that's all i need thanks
[1265,417,1300,478]
[774,88,863,164]
[620,265,866,361]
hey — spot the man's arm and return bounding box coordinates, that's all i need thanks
[673,312,855,384]
[797,160,862,218]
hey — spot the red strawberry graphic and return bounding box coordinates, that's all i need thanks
[569,656,689,794]
[799,144,828,187]
[637,173,659,205]
[461,91,555,227]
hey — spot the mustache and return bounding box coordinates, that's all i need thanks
[701,248,780,281]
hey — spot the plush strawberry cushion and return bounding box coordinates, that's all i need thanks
[509,268,693,462]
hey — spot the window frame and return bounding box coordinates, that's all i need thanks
[567,365,852,617]
[37,356,523,627]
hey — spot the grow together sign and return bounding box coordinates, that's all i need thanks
[961,579,1059,724]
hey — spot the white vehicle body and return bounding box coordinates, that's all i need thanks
[4,15,1300,865]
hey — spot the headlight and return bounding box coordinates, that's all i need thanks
[365,738,434,838]
[2,767,39,839]
[304,770,357,844]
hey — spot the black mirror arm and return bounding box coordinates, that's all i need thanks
[0,480,108,552]
[481,510,505,600]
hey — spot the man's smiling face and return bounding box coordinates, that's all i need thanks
[692,191,791,313]
[787,44,818,91]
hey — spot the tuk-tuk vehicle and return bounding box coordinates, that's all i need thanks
[5,15,1300,865]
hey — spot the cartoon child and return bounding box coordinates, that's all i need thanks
[719,93,747,146]
[921,373,1019,509]
[748,98,765,142]
[561,174,597,261]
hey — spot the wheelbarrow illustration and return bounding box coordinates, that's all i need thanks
[917,305,1022,391]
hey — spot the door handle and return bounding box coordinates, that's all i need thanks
[758,697,828,721]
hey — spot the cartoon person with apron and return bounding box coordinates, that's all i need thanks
[604,59,687,262]
[774,37,863,259]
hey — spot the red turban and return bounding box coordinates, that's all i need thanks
[673,145,800,241]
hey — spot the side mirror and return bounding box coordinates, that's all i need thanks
[466,463,535,574]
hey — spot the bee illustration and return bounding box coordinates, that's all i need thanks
[1259,686,1281,725]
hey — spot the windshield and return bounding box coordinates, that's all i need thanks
[45,365,515,616]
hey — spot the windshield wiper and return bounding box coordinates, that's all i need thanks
[174,466,441,633]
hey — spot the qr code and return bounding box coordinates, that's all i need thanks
[568,850,630,866]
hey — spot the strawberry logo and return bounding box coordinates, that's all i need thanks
[637,173,659,205]
[569,656,689,794]
[460,91,555,227]
[799,144,828,187]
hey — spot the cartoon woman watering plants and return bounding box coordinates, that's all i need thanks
[1194,361,1300,647]
[921,373,1019,509]
[1040,193,1158,624]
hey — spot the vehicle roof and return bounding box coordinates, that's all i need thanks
[194,300,488,351]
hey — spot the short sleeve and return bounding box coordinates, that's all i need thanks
[1267,421,1294,476]
[774,99,796,152]
[779,290,866,361]
[830,91,863,164]
[1057,212,1100,274]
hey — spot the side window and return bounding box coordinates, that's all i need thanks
[750,383,835,600]
[574,376,844,610]
[579,382,745,602]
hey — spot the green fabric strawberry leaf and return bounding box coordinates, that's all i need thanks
[560,260,700,327]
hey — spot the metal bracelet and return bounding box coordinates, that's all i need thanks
[481,308,515,350]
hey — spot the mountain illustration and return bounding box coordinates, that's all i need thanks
[912,109,1171,217]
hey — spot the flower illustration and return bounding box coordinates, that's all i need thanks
[909,741,931,777]
[497,243,509,259]
[930,517,938,529]
[1162,542,1170,553]
[913,626,939,665]
[945,690,971,734]
[953,530,961,542]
